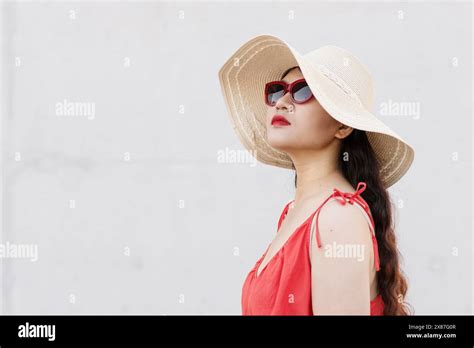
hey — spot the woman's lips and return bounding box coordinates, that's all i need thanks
[271,115,291,126]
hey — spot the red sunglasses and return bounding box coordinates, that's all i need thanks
[264,78,314,106]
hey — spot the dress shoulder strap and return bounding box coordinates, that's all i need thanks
[277,199,295,232]
[308,182,381,271]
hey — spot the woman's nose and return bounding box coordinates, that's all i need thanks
[275,94,295,113]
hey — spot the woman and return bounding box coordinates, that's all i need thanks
[218,35,415,315]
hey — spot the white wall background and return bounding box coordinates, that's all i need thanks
[0,0,472,314]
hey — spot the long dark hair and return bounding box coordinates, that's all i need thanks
[282,66,413,315]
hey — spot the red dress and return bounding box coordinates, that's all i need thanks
[241,182,385,315]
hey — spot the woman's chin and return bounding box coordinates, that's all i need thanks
[266,136,293,152]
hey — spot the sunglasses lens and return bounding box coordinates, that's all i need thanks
[266,83,286,105]
[292,81,312,103]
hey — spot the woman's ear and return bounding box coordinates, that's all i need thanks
[335,123,354,140]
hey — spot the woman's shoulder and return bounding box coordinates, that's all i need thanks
[318,197,372,239]
[314,182,374,245]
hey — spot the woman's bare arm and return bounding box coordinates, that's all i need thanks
[310,199,374,315]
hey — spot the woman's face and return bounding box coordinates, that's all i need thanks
[265,68,347,155]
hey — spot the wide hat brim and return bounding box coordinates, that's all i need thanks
[218,34,414,188]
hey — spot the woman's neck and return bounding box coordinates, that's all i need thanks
[291,155,346,209]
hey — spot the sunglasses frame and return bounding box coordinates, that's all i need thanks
[264,78,314,107]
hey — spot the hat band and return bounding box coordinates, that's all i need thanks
[315,63,364,108]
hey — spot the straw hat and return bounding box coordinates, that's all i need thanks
[218,34,415,188]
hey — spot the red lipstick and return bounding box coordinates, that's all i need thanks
[271,115,291,126]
